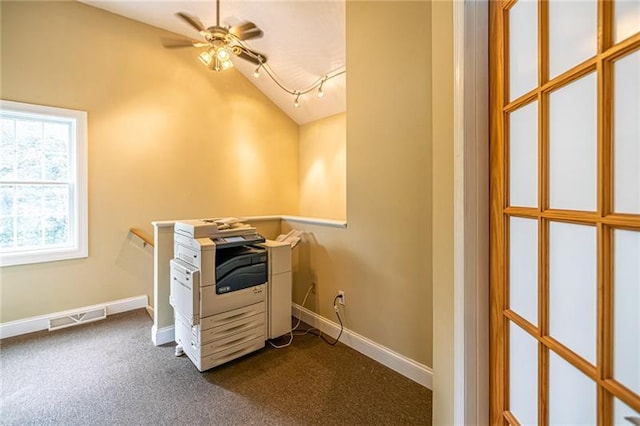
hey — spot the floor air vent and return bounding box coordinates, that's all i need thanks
[48,307,107,331]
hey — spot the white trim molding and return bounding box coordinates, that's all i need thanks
[292,303,433,390]
[453,0,490,424]
[0,295,148,340]
[151,324,175,346]
[280,216,347,228]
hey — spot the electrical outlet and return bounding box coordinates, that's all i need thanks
[311,281,316,294]
[338,290,345,305]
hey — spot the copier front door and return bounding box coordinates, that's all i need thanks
[215,246,267,295]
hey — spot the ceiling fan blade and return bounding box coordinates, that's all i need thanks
[176,12,206,33]
[237,28,264,41]
[234,46,268,65]
[162,38,209,49]
[230,21,257,33]
[229,21,263,40]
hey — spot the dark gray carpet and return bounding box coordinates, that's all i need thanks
[0,309,431,425]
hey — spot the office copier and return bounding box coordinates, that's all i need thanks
[170,218,292,371]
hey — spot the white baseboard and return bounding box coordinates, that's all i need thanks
[151,324,175,346]
[292,303,433,390]
[0,295,148,340]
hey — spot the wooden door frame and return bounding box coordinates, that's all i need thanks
[489,1,506,423]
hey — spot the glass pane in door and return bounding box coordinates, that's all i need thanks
[549,221,597,364]
[549,350,597,425]
[614,50,640,214]
[509,0,538,100]
[613,229,640,394]
[509,217,538,325]
[615,0,640,43]
[509,322,538,425]
[548,0,597,79]
[509,101,538,208]
[549,73,597,212]
[613,396,640,425]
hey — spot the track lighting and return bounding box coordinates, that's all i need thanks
[251,65,344,110]
[196,44,345,105]
[317,76,326,98]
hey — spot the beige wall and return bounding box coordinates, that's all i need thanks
[298,112,346,220]
[286,1,433,366]
[0,1,299,322]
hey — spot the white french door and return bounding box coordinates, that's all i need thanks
[490,1,640,424]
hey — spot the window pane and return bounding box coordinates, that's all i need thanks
[42,185,68,217]
[549,0,597,79]
[15,185,41,216]
[549,351,597,425]
[1,119,16,180]
[15,120,43,181]
[614,229,640,394]
[509,101,538,207]
[43,152,69,181]
[0,158,14,181]
[509,322,538,425]
[509,217,538,325]
[549,222,597,364]
[615,0,640,43]
[0,217,13,248]
[1,118,15,144]
[43,185,70,246]
[509,0,538,101]
[0,185,14,217]
[16,215,42,248]
[614,50,640,214]
[44,216,68,245]
[549,73,597,211]
[613,396,640,425]
[15,119,42,147]
[43,122,70,153]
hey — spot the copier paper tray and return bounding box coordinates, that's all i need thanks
[216,246,267,295]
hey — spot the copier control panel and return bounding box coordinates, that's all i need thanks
[212,233,265,248]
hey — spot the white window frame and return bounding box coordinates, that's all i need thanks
[0,100,88,267]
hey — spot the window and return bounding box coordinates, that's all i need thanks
[0,100,87,266]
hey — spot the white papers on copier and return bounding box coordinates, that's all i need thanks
[213,217,250,230]
[275,229,303,248]
[175,218,255,239]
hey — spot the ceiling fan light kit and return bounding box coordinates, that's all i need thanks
[167,0,345,110]
[199,47,234,71]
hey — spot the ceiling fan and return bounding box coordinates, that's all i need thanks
[165,0,268,72]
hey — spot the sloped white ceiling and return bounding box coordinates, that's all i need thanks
[80,0,346,125]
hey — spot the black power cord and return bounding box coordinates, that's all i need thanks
[293,294,344,346]
[319,294,344,346]
[278,291,345,347]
